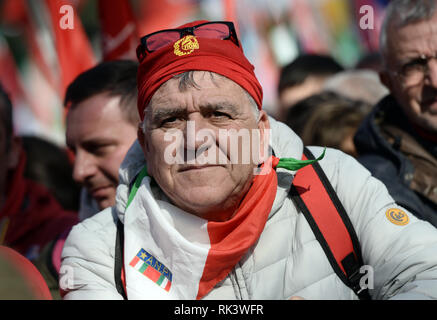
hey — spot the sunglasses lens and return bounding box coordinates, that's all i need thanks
[146,31,181,52]
[194,23,231,40]
[140,22,237,58]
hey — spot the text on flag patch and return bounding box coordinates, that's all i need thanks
[129,248,172,291]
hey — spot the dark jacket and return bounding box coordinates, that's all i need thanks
[354,95,437,227]
[0,150,78,260]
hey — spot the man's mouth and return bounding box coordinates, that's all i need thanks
[421,97,437,113]
[423,97,437,104]
[178,164,224,172]
[90,185,113,198]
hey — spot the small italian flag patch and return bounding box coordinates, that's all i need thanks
[129,249,172,292]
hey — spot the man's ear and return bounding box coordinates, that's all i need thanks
[137,125,148,157]
[256,110,271,164]
[379,71,393,92]
[137,124,154,177]
[7,136,21,170]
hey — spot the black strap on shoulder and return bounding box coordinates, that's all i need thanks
[114,219,127,300]
[290,147,371,300]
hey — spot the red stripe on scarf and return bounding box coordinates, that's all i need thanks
[196,157,278,299]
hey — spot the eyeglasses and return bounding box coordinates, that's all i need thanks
[392,53,437,86]
[136,21,239,62]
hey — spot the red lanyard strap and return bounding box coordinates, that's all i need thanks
[290,147,370,300]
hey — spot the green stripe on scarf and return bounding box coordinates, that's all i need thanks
[126,165,149,209]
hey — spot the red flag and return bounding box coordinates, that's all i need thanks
[1,0,59,130]
[1,0,27,25]
[98,0,139,61]
[0,36,24,106]
[287,0,330,54]
[2,0,58,91]
[137,0,196,36]
[223,0,239,34]
[0,35,58,133]
[44,0,96,96]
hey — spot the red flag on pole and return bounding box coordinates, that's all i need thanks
[44,0,96,96]
[223,0,239,33]
[1,0,27,25]
[1,0,60,131]
[137,0,196,36]
[2,0,58,91]
[98,0,139,61]
[0,36,25,106]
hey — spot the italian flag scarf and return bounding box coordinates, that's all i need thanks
[122,152,324,299]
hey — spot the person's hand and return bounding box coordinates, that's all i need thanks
[289,296,305,300]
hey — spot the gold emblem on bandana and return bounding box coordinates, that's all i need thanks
[174,35,199,56]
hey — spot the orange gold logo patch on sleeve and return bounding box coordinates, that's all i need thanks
[386,208,409,226]
[174,35,199,56]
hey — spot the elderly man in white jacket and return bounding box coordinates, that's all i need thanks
[61,20,437,300]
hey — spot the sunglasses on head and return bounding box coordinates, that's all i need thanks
[136,21,239,62]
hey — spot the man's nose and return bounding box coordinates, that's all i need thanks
[425,58,437,88]
[72,150,97,184]
[183,115,216,151]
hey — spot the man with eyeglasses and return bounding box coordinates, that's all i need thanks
[61,20,437,300]
[355,0,437,227]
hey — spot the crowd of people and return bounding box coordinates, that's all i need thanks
[1,0,437,300]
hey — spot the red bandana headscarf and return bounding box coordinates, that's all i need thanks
[136,20,263,120]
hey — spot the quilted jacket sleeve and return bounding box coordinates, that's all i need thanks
[60,208,124,300]
[313,146,437,300]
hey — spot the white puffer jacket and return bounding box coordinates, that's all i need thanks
[61,117,437,300]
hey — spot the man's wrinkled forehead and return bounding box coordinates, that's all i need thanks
[144,72,251,122]
[149,72,240,106]
[385,11,437,58]
[163,71,228,91]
